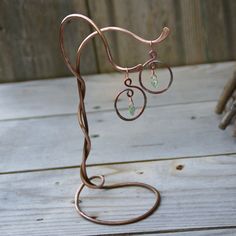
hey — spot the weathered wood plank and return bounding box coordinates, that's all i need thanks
[0,155,235,235]
[224,0,236,60]
[200,0,233,62]
[1,1,236,81]
[141,228,236,235]
[0,62,235,121]
[180,0,206,64]
[88,0,184,69]
[88,0,236,70]
[0,0,97,83]
[0,101,235,173]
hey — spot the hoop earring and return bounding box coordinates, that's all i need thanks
[114,72,147,121]
[139,43,173,94]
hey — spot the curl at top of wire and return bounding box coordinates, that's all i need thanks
[59,14,170,78]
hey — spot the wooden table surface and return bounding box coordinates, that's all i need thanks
[0,62,236,235]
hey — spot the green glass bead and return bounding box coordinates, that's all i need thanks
[128,103,135,116]
[150,74,158,88]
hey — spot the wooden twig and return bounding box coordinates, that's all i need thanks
[215,71,236,114]
[219,100,236,130]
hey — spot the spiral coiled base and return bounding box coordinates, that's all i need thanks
[75,176,161,225]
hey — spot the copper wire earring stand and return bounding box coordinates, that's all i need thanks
[59,14,172,225]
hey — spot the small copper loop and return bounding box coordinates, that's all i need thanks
[148,41,157,60]
[59,13,171,225]
[149,41,154,50]
[139,60,173,94]
[125,67,129,78]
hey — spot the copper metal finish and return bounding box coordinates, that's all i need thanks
[114,76,147,121]
[59,13,172,225]
[139,59,173,94]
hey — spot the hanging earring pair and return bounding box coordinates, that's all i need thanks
[114,43,173,121]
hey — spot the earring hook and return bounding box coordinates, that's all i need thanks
[125,68,129,80]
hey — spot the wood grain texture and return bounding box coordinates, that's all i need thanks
[0,155,235,235]
[0,0,97,83]
[200,0,230,63]
[0,63,235,235]
[141,228,236,235]
[0,62,235,121]
[0,0,236,82]
[0,63,236,173]
[87,0,236,72]
[87,0,183,70]
[224,0,236,60]
[0,100,236,173]
[179,0,205,64]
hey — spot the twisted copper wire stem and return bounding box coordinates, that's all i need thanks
[59,14,170,225]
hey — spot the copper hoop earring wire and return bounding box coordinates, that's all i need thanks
[59,14,170,225]
[139,60,173,94]
[114,77,147,121]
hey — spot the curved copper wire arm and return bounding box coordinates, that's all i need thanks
[75,26,170,73]
[59,13,170,225]
[60,14,170,76]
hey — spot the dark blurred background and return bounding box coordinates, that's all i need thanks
[0,0,235,83]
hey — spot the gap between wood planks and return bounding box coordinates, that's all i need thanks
[0,99,217,123]
[0,152,235,176]
[103,226,236,235]
[1,154,235,235]
[1,62,235,121]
